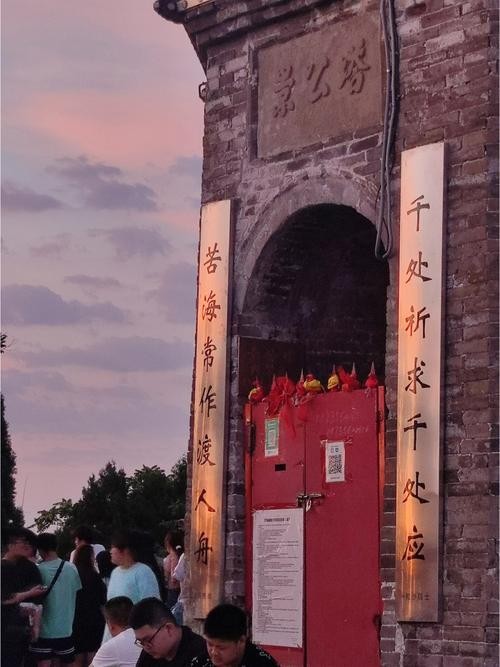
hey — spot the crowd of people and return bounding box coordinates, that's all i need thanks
[1,526,279,667]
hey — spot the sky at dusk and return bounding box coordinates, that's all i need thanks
[1,2,205,526]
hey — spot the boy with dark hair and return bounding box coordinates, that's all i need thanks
[70,525,105,565]
[90,597,141,667]
[29,532,81,667]
[191,604,279,667]
[73,525,94,544]
[129,597,205,666]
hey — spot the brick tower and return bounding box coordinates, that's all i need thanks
[156,1,498,664]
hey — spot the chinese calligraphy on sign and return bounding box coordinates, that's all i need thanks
[339,38,371,95]
[396,143,445,622]
[257,14,382,157]
[190,200,232,618]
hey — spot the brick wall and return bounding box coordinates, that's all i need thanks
[177,0,499,662]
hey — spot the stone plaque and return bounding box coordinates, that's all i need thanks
[257,14,383,158]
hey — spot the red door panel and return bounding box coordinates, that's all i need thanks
[251,403,305,509]
[304,391,381,667]
[250,403,305,667]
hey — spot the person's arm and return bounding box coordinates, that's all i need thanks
[163,554,171,586]
[172,553,186,582]
[3,584,46,605]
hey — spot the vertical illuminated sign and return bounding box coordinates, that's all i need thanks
[190,200,232,618]
[396,143,445,621]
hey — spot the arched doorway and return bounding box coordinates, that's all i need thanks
[239,203,389,392]
[239,203,389,667]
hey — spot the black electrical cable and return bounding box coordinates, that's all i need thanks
[375,0,399,260]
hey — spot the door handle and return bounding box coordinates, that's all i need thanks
[296,492,325,509]
[307,492,324,501]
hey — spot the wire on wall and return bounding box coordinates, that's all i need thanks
[375,0,399,261]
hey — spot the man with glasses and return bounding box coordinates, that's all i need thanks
[1,528,45,666]
[2,528,42,590]
[130,597,205,666]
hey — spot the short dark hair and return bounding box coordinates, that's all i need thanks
[36,533,58,553]
[129,598,176,629]
[6,527,38,551]
[110,530,139,561]
[96,549,115,578]
[164,530,184,553]
[73,544,95,581]
[204,604,247,641]
[104,596,134,627]
[72,525,94,543]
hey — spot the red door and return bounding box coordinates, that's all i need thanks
[247,390,383,667]
[246,402,306,667]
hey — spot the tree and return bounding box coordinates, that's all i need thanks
[33,499,74,532]
[33,456,187,553]
[1,395,24,529]
[164,455,187,522]
[1,333,24,531]
[74,461,129,536]
[128,458,187,544]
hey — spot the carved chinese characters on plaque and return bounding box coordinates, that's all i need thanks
[190,200,232,618]
[257,14,382,157]
[396,143,445,622]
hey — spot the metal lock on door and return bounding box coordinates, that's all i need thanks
[296,492,325,511]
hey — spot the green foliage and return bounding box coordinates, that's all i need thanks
[1,394,24,530]
[76,461,129,536]
[128,460,187,544]
[33,456,187,553]
[1,334,24,530]
[34,499,75,532]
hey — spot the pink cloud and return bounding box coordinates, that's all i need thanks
[12,88,203,169]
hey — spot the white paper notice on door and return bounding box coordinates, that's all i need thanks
[324,440,345,483]
[252,508,303,648]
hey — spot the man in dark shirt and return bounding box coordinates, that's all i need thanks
[1,528,45,667]
[2,528,42,592]
[190,604,279,667]
[130,597,206,667]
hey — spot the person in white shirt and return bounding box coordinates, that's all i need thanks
[91,596,141,667]
[170,553,186,625]
[69,526,105,569]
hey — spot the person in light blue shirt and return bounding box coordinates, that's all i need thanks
[107,530,161,604]
[29,533,81,667]
[102,530,160,643]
